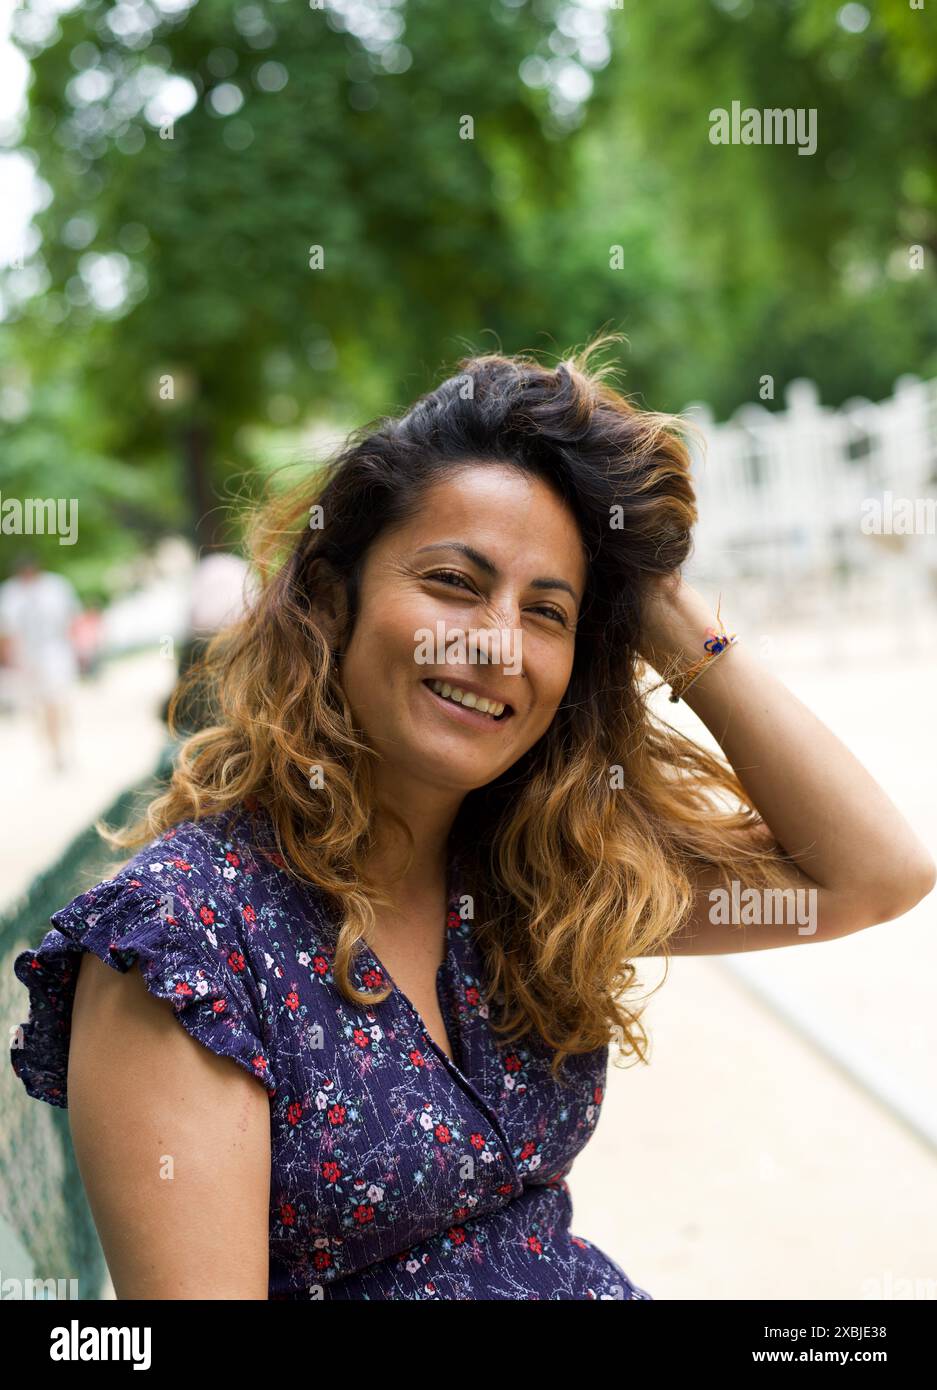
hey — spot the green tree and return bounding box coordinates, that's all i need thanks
[2,0,590,565]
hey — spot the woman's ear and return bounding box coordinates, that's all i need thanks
[305,557,350,655]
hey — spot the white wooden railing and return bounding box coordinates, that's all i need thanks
[681,375,937,590]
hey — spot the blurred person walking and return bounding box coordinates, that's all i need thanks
[0,550,82,774]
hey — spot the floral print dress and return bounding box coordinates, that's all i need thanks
[10,804,652,1301]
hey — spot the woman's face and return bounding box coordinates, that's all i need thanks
[337,464,588,797]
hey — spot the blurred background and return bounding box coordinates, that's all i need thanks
[0,0,935,1300]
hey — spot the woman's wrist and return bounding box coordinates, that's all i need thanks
[637,576,724,676]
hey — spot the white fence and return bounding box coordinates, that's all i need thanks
[681,376,937,599]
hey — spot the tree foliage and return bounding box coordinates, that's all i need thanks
[2,0,934,588]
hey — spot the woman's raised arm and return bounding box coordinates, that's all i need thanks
[637,577,936,953]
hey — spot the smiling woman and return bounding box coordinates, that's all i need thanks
[10,332,933,1301]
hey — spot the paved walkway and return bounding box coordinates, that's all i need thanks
[0,650,175,915]
[570,612,937,1299]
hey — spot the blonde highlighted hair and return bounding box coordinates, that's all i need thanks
[102,332,793,1082]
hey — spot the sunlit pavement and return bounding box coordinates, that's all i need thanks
[573,610,937,1300]
[0,649,175,914]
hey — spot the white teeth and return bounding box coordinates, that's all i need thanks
[427,680,506,719]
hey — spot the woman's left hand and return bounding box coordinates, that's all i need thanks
[637,573,721,674]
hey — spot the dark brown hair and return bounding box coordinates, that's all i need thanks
[102,333,792,1081]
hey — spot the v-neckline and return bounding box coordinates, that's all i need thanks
[261,804,471,1072]
[273,831,520,1177]
[358,848,464,1069]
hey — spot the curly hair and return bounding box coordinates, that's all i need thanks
[101,331,793,1083]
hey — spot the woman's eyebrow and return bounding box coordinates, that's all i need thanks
[413,541,580,602]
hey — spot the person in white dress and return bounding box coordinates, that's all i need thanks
[0,551,82,773]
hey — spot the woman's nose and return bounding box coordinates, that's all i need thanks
[478,592,522,632]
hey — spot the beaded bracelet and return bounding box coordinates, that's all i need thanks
[643,593,738,703]
[667,630,738,701]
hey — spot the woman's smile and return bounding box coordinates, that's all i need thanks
[419,675,517,732]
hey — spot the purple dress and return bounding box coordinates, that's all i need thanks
[10,804,652,1301]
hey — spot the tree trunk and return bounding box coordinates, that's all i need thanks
[180,419,221,551]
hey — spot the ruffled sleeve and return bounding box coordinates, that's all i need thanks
[10,869,278,1107]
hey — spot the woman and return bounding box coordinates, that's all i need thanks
[10,337,935,1300]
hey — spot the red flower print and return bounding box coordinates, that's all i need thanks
[163,828,178,840]
[3,801,661,1301]
[129,878,141,887]
[267,851,286,868]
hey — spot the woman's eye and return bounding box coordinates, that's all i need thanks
[427,569,472,590]
[426,570,567,626]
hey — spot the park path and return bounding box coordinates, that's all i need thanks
[573,616,937,1299]
[0,649,175,915]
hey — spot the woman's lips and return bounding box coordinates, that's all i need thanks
[420,678,515,731]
